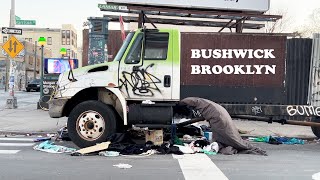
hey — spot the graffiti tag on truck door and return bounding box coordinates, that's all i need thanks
[119,63,162,97]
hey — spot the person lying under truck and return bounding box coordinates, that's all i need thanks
[178,97,267,156]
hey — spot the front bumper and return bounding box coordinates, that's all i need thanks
[48,98,68,118]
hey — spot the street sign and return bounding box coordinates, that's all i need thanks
[2,36,25,58]
[16,20,36,25]
[2,27,22,35]
[98,3,128,10]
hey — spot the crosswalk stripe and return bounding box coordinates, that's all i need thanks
[173,154,229,180]
[0,150,20,154]
[0,138,35,142]
[0,143,35,147]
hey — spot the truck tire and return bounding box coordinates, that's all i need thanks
[67,100,117,148]
[311,117,320,138]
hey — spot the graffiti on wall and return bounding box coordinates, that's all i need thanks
[287,105,320,117]
[0,60,26,90]
[119,63,162,97]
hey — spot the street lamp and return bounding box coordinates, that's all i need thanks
[38,37,46,109]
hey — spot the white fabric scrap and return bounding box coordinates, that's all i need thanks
[113,163,132,169]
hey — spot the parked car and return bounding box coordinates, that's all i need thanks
[26,79,40,92]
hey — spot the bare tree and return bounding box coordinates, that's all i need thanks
[298,8,320,37]
[265,9,292,33]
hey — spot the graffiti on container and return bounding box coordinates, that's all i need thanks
[120,63,161,97]
[287,105,320,117]
[252,106,263,115]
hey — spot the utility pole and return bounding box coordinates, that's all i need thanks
[5,0,17,109]
[34,41,37,79]
[4,0,15,92]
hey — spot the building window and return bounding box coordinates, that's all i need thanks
[37,57,40,67]
[62,30,66,45]
[47,37,52,45]
[3,36,8,43]
[29,56,33,65]
[25,38,32,42]
[66,30,70,45]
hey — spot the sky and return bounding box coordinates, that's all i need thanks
[0,0,319,44]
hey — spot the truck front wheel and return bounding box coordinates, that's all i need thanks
[67,100,117,148]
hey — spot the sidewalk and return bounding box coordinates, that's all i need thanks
[0,90,67,134]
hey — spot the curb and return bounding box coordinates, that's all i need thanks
[0,131,57,136]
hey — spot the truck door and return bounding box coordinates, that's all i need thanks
[119,30,173,101]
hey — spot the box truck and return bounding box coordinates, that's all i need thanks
[49,28,320,147]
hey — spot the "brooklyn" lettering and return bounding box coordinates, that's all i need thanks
[191,65,276,75]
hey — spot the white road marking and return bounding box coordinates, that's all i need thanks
[0,138,35,142]
[312,172,320,180]
[0,150,20,154]
[0,143,34,147]
[173,154,228,180]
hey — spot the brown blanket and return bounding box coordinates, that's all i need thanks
[179,97,267,156]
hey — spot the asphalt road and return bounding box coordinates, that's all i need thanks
[0,135,319,180]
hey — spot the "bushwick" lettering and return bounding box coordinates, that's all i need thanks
[191,49,276,59]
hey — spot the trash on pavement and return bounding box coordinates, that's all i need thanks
[145,129,163,145]
[99,151,120,157]
[57,126,71,141]
[248,136,305,145]
[72,141,111,156]
[113,163,132,169]
[33,137,51,142]
[33,140,76,153]
[204,131,213,141]
[203,142,219,153]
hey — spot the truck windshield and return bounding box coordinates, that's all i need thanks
[114,32,135,61]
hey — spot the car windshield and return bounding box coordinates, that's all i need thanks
[114,32,135,61]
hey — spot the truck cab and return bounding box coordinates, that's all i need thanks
[49,28,181,147]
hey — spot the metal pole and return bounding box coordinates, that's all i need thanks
[5,0,17,108]
[34,41,37,79]
[40,45,44,99]
[5,0,15,92]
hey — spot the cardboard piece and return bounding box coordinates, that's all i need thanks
[75,141,111,155]
[145,129,163,145]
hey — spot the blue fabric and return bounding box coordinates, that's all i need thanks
[34,140,77,153]
[250,136,305,145]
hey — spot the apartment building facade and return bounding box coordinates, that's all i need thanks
[1,24,80,67]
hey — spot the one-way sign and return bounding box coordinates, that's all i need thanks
[1,27,22,35]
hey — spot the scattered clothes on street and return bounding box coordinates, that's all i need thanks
[106,133,184,156]
[248,136,305,145]
[33,140,77,153]
[179,97,268,156]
